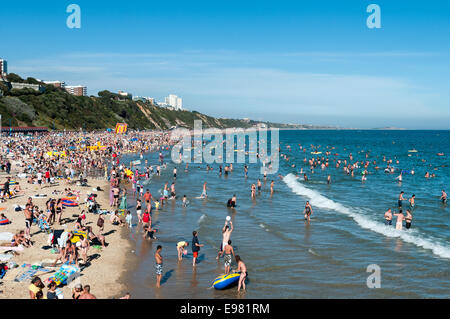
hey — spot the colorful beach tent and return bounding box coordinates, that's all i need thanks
[115,123,128,134]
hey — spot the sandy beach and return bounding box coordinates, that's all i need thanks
[0,172,131,299]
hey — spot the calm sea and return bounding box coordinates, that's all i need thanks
[120,130,449,298]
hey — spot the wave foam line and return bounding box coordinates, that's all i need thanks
[198,214,207,224]
[283,173,450,259]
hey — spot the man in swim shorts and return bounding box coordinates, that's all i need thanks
[409,194,416,210]
[192,231,203,267]
[220,240,235,275]
[143,189,152,208]
[398,191,405,208]
[155,245,163,288]
[23,203,33,240]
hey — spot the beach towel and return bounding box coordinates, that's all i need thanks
[0,232,13,241]
[14,267,38,282]
[14,204,26,211]
[0,245,24,252]
[57,231,70,248]
[0,253,13,261]
[14,265,52,282]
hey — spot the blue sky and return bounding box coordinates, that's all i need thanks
[2,0,450,128]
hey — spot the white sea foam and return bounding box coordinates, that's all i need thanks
[308,248,320,256]
[283,173,450,259]
[198,214,207,224]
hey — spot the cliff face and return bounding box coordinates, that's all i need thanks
[0,83,256,130]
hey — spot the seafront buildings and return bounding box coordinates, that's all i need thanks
[65,85,87,96]
[0,58,7,76]
[1,57,183,106]
[165,94,183,110]
[10,82,45,93]
[44,81,66,88]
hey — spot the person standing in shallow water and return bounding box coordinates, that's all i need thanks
[303,201,313,222]
[440,190,447,204]
[409,194,416,211]
[235,255,247,292]
[155,245,163,288]
[405,210,413,229]
[394,210,405,230]
[384,208,392,225]
[220,240,235,275]
[192,231,203,267]
[398,191,406,208]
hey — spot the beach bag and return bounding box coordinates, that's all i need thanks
[97,216,104,228]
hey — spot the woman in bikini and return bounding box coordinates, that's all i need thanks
[235,255,247,292]
[78,235,90,264]
[405,210,413,230]
[56,198,63,225]
[303,201,313,222]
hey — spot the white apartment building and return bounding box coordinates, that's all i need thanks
[164,94,183,110]
[0,59,7,76]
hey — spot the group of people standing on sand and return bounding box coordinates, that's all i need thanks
[0,129,176,299]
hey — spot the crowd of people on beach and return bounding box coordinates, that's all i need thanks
[0,130,174,298]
